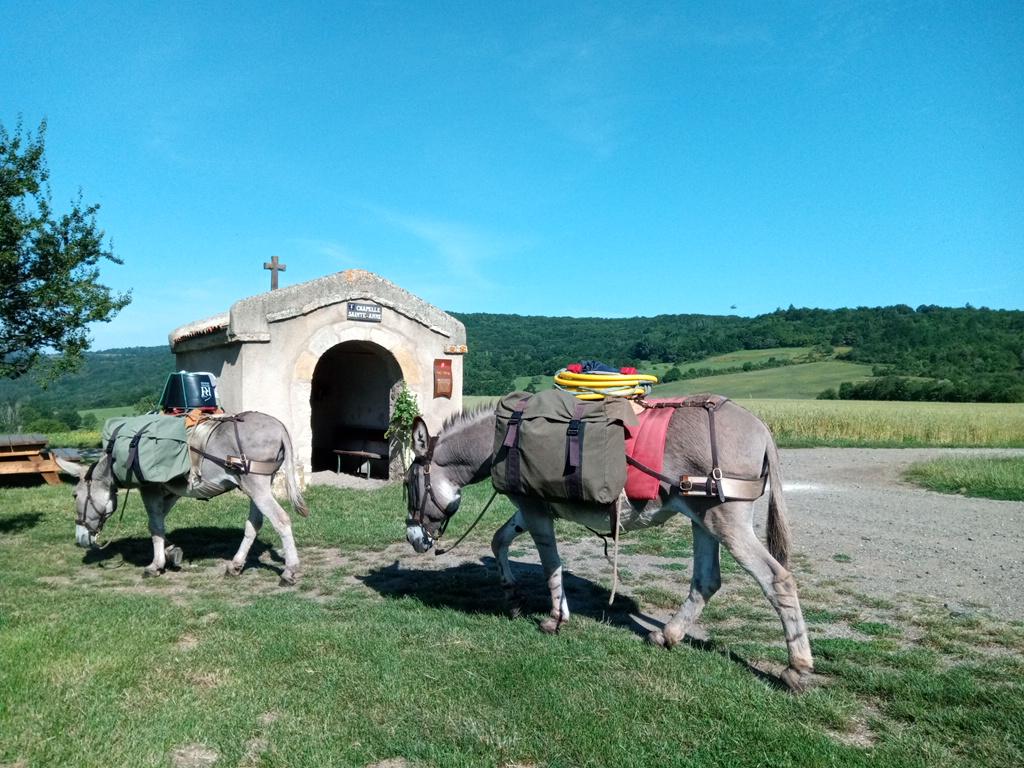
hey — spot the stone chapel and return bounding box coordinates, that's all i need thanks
[169,270,467,481]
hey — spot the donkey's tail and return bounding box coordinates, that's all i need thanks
[281,428,309,518]
[764,435,791,568]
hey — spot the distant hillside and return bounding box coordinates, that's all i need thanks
[514,348,875,400]
[653,360,876,400]
[0,346,175,412]
[1,305,1021,412]
[453,305,1024,400]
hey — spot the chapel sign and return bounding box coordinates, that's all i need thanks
[347,302,382,322]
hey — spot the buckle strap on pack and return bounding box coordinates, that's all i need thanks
[126,424,150,485]
[105,423,125,457]
[626,455,767,501]
[565,402,587,501]
[502,397,531,494]
[705,400,726,502]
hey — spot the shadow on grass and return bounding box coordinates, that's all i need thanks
[361,555,659,640]
[81,525,284,575]
[360,556,800,691]
[0,511,44,533]
[680,635,802,692]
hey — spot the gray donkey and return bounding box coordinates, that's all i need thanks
[404,401,813,691]
[58,411,308,585]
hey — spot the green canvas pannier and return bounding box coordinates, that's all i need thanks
[101,414,192,486]
[491,389,638,504]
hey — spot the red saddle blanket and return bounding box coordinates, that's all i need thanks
[624,399,686,500]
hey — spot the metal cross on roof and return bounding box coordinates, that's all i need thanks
[263,255,287,290]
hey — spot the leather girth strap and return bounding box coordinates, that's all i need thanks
[626,396,767,502]
[188,413,283,476]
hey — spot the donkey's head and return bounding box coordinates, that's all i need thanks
[56,455,119,548]
[404,417,463,553]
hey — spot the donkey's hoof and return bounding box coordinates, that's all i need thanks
[502,586,525,619]
[142,567,162,579]
[780,666,811,693]
[166,546,183,569]
[279,569,299,587]
[224,563,244,578]
[646,630,666,648]
[539,615,565,635]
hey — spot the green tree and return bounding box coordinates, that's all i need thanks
[56,406,81,429]
[662,366,682,383]
[1,119,130,380]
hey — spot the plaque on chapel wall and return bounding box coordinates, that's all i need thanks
[433,359,453,399]
[347,302,382,322]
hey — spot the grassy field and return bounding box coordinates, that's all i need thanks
[652,360,874,400]
[80,405,137,422]
[2,480,1023,767]
[903,456,1024,501]
[643,346,825,377]
[741,399,1024,448]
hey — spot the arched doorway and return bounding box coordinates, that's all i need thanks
[309,340,402,477]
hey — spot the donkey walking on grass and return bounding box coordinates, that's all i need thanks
[404,400,813,691]
[58,411,308,585]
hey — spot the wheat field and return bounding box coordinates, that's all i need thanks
[742,399,1024,447]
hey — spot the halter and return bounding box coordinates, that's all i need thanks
[76,453,130,550]
[406,434,460,538]
[77,461,115,534]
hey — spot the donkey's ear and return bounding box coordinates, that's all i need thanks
[55,456,87,478]
[411,417,432,458]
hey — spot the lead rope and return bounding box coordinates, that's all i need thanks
[435,489,500,556]
[96,488,131,568]
[609,505,621,605]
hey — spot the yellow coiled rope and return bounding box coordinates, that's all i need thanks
[553,368,659,400]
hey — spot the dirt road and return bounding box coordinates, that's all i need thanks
[777,448,1024,621]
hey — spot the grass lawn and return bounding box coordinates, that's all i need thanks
[2,479,1023,767]
[903,456,1024,501]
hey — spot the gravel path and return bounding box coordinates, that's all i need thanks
[777,448,1024,621]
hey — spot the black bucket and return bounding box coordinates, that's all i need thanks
[159,371,219,412]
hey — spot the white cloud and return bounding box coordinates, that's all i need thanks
[371,207,528,296]
[292,238,361,266]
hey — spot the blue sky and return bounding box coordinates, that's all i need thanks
[2,1,1022,350]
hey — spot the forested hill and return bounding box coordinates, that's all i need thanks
[1,305,1022,411]
[0,346,175,413]
[452,305,1024,398]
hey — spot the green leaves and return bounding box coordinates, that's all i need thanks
[0,119,130,380]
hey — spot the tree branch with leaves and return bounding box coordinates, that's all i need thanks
[1,119,130,380]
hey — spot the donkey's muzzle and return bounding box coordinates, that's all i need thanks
[406,523,434,554]
[75,525,96,549]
